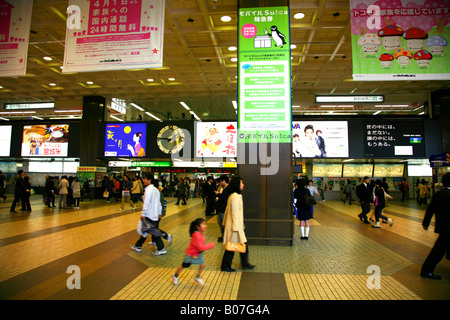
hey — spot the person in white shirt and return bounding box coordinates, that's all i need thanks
[131,174,172,255]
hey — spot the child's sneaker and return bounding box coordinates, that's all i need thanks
[153,248,167,256]
[130,244,142,253]
[172,274,178,285]
[194,276,204,286]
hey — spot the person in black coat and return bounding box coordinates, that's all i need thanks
[356,176,371,224]
[421,173,450,280]
[23,176,32,212]
[204,176,216,216]
[294,179,313,239]
[10,170,27,213]
[45,176,56,208]
[215,175,231,241]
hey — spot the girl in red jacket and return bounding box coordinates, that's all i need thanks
[172,218,215,286]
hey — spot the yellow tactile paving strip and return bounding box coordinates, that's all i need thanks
[284,273,421,300]
[111,268,241,300]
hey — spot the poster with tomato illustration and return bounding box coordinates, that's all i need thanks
[350,0,450,80]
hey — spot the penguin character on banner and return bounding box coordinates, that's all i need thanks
[264,26,287,48]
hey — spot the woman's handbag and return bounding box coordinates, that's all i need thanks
[103,191,109,198]
[305,194,317,206]
[225,241,246,253]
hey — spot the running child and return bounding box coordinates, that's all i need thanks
[172,218,215,286]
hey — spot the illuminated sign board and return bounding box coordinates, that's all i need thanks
[315,95,384,103]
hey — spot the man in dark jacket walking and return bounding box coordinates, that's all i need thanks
[356,176,371,224]
[10,170,27,213]
[421,173,450,280]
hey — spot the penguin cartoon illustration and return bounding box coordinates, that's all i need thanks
[264,26,287,48]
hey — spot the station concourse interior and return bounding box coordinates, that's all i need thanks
[0,0,450,302]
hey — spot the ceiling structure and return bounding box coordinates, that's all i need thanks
[0,0,449,122]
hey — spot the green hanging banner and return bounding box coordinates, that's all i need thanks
[238,6,292,143]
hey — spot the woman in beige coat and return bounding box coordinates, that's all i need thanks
[220,177,255,272]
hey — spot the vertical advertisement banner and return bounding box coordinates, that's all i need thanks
[63,0,165,73]
[0,0,33,77]
[350,0,450,80]
[238,7,292,143]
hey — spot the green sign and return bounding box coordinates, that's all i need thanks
[131,161,172,167]
[238,6,292,143]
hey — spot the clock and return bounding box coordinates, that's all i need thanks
[157,125,185,154]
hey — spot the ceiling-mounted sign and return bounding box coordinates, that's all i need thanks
[0,0,33,77]
[350,0,450,81]
[131,161,171,167]
[63,0,165,73]
[4,102,55,110]
[315,95,384,103]
[238,6,292,143]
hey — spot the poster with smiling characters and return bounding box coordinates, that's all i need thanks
[351,0,450,80]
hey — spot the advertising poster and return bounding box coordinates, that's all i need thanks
[292,121,349,158]
[63,0,165,73]
[343,164,374,177]
[0,0,33,77]
[195,122,237,158]
[313,164,343,177]
[373,164,405,177]
[104,123,147,157]
[21,125,69,157]
[0,125,12,156]
[350,0,450,80]
[363,120,425,157]
[238,6,291,143]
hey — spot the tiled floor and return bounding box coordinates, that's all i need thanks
[0,194,449,301]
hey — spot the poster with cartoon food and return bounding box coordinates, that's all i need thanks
[351,0,450,80]
[195,122,237,158]
[21,124,69,157]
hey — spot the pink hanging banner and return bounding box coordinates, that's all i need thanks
[0,0,33,77]
[63,0,165,73]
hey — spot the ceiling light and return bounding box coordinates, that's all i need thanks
[292,105,301,108]
[343,159,355,162]
[180,101,190,110]
[373,110,382,115]
[145,111,162,122]
[232,100,237,109]
[86,81,93,84]
[294,13,305,19]
[0,111,36,114]
[231,57,238,62]
[49,83,56,86]
[168,78,175,81]
[32,116,44,120]
[392,105,409,108]
[130,103,144,111]
[43,57,52,61]
[189,110,201,121]
[110,115,124,122]
[291,44,297,49]
[146,78,154,82]
[0,86,3,89]
[221,16,232,22]
[54,110,82,113]
[228,46,237,51]
[418,112,425,115]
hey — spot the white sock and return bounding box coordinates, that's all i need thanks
[300,227,305,237]
[305,227,310,237]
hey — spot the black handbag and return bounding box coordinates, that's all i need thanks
[304,189,317,206]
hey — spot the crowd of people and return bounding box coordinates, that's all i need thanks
[4,169,449,283]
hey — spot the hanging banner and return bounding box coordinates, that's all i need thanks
[350,0,450,80]
[63,0,164,73]
[238,6,292,143]
[0,0,33,77]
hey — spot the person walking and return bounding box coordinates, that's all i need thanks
[215,175,231,242]
[82,178,92,201]
[175,178,187,205]
[418,179,429,206]
[342,179,353,205]
[189,179,196,199]
[204,176,216,215]
[45,176,56,208]
[318,177,328,202]
[58,175,69,209]
[10,170,27,213]
[372,180,393,228]
[356,176,371,224]
[71,178,82,209]
[172,218,215,286]
[400,178,409,202]
[221,177,255,272]
[23,176,32,212]
[421,173,450,280]
[119,175,135,211]
[130,174,172,255]
[0,170,7,201]
[294,179,313,239]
